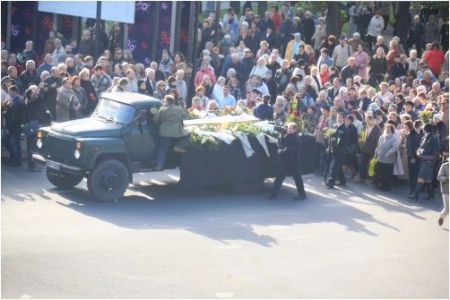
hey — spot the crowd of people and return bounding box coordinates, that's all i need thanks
[1,2,449,225]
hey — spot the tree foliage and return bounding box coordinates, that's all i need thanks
[416,1,449,12]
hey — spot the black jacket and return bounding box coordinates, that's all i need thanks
[332,123,349,155]
[5,95,25,133]
[25,89,50,125]
[275,68,292,93]
[19,70,40,90]
[279,132,301,163]
[347,123,359,146]
[262,32,279,50]
[406,130,423,161]
[264,78,278,104]
[340,65,357,84]
[369,57,387,75]
[145,78,156,96]
[418,133,439,160]
[301,18,315,44]
[390,62,407,80]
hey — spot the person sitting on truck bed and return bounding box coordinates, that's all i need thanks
[153,95,188,171]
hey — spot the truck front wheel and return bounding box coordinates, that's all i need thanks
[87,160,129,202]
[46,172,83,189]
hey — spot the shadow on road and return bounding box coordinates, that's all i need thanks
[45,177,435,247]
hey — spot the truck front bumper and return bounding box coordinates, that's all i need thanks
[32,153,84,176]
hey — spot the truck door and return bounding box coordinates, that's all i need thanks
[128,108,158,163]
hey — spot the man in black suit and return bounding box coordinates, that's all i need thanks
[150,61,165,83]
[2,85,25,167]
[266,122,306,200]
[262,26,279,51]
[325,112,349,188]
[43,66,62,121]
[327,78,341,102]
[145,68,157,96]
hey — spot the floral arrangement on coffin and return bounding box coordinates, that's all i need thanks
[419,110,432,125]
[186,121,279,151]
[188,107,210,119]
[215,105,252,117]
[188,132,220,151]
[188,105,253,119]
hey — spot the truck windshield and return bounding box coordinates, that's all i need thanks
[92,98,136,125]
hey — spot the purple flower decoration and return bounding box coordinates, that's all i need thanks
[127,39,137,52]
[10,25,20,37]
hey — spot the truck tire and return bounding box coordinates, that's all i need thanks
[87,160,129,202]
[233,179,264,194]
[46,172,83,189]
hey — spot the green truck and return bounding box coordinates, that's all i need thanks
[33,92,283,202]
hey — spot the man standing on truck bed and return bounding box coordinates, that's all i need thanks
[153,95,188,171]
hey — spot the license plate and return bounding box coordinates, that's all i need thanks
[46,161,60,170]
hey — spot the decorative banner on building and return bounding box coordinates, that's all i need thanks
[36,12,54,62]
[127,1,173,64]
[127,1,154,65]
[179,1,190,56]
[10,1,34,55]
[157,1,172,55]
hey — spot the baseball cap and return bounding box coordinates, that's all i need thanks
[244,48,252,52]
[339,35,346,40]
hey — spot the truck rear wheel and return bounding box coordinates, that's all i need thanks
[87,160,129,202]
[233,179,264,194]
[46,172,83,189]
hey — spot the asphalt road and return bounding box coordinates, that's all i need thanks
[1,164,448,299]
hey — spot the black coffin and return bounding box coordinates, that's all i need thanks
[178,135,316,188]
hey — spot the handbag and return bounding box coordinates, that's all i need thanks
[23,120,39,137]
[368,157,378,177]
[393,150,404,176]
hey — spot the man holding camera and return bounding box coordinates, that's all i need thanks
[266,122,306,200]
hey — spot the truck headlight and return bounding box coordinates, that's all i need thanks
[37,139,42,148]
[74,149,81,159]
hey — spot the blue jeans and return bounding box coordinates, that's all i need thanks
[156,135,188,168]
[2,129,22,164]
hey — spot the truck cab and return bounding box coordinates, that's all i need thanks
[33,92,165,202]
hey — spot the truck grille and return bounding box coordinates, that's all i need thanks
[46,135,74,162]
